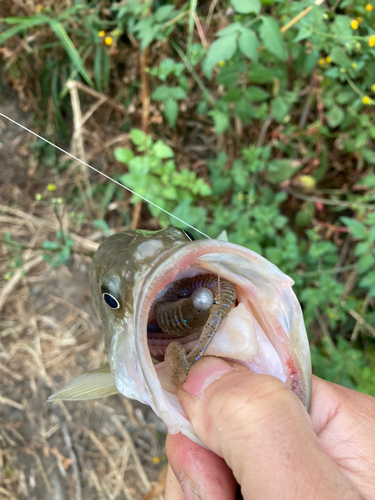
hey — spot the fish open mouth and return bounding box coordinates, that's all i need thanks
[146,267,235,363]
[136,240,311,426]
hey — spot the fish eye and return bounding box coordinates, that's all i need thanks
[182,230,195,241]
[103,293,120,309]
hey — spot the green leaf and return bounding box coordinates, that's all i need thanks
[294,26,312,43]
[114,148,134,164]
[369,226,375,243]
[303,50,319,74]
[202,35,237,78]
[326,106,344,129]
[244,86,269,102]
[356,174,375,188]
[0,15,49,44]
[170,87,186,100]
[164,98,178,127]
[272,96,289,122]
[216,23,244,37]
[360,272,375,290]
[259,17,287,61]
[94,46,103,93]
[330,46,351,68]
[154,4,175,22]
[265,247,282,264]
[331,15,352,41]
[197,181,212,196]
[295,203,314,227]
[238,29,259,61]
[222,89,243,102]
[231,0,261,14]
[42,240,60,250]
[163,186,178,200]
[336,90,356,104]
[234,100,256,122]
[130,129,147,146]
[217,62,243,89]
[128,156,150,176]
[49,21,93,87]
[209,110,229,134]
[358,254,375,274]
[354,241,369,256]
[153,141,174,159]
[362,150,375,164]
[341,217,367,239]
[152,85,171,101]
[267,159,303,184]
[248,63,275,83]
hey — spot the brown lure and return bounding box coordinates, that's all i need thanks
[155,274,236,385]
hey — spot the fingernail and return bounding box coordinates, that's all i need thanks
[181,475,202,500]
[181,357,234,398]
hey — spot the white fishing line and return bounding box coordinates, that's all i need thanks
[0,111,211,239]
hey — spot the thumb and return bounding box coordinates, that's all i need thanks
[177,357,359,500]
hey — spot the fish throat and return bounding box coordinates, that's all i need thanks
[148,273,236,385]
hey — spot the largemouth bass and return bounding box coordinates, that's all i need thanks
[51,227,311,445]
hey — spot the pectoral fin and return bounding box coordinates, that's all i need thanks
[48,364,119,401]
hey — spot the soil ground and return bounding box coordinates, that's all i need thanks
[0,89,167,500]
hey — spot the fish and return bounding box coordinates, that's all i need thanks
[50,226,312,446]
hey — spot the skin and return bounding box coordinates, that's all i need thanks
[165,356,375,500]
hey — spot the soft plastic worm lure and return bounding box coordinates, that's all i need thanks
[155,274,236,385]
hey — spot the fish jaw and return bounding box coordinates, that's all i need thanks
[108,239,312,443]
[107,315,152,405]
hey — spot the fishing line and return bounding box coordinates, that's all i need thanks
[0,111,211,239]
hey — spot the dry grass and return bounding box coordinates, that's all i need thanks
[0,101,167,500]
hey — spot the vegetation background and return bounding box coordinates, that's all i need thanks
[0,0,375,498]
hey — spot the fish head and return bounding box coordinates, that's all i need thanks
[54,228,312,447]
[89,228,193,404]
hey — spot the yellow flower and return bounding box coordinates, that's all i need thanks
[47,184,56,192]
[218,60,225,67]
[36,4,43,12]
[318,58,325,65]
[98,30,105,38]
[35,193,42,201]
[104,36,113,46]
[357,17,363,23]
[352,62,358,68]
[371,84,375,92]
[325,56,332,63]
[362,95,371,104]
[369,35,375,47]
[365,4,373,11]
[152,457,160,464]
[351,19,359,29]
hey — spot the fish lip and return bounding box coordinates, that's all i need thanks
[133,239,312,424]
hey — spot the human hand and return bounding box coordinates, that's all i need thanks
[165,356,375,500]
